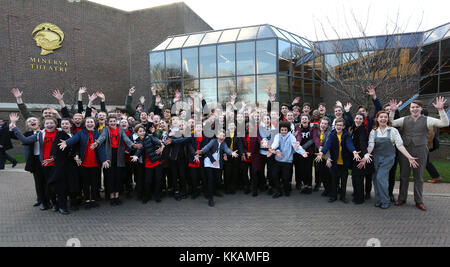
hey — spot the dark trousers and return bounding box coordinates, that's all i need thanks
[330,164,348,200]
[105,149,123,194]
[258,155,274,189]
[123,162,134,193]
[135,163,145,199]
[43,166,54,206]
[189,167,205,196]
[298,156,314,187]
[80,167,100,201]
[388,153,398,197]
[169,159,187,195]
[293,153,302,187]
[352,174,365,202]
[426,153,440,179]
[317,160,331,194]
[31,156,47,204]
[364,174,372,196]
[0,148,17,169]
[272,161,293,194]
[241,161,252,191]
[314,162,321,187]
[205,167,221,200]
[224,157,241,193]
[144,164,163,201]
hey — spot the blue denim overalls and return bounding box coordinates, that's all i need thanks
[372,129,396,206]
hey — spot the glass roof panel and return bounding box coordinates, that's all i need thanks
[424,23,450,44]
[278,29,300,44]
[201,31,223,45]
[270,26,289,41]
[166,35,189,49]
[291,34,311,48]
[257,25,275,39]
[183,33,205,47]
[237,26,259,41]
[153,38,173,51]
[219,29,241,43]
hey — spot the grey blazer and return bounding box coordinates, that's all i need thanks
[96,127,134,167]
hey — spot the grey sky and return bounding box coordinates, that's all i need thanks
[89,0,450,40]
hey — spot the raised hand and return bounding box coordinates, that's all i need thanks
[96,92,105,102]
[129,86,136,96]
[389,99,400,113]
[344,103,352,113]
[292,96,301,105]
[79,87,87,95]
[139,96,145,105]
[151,86,157,96]
[432,96,447,111]
[11,88,23,99]
[155,95,161,104]
[9,113,20,124]
[336,100,343,108]
[197,92,203,100]
[230,92,237,104]
[88,93,98,103]
[52,90,64,101]
[366,85,376,99]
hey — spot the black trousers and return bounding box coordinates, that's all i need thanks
[314,162,321,187]
[135,163,145,199]
[31,156,47,204]
[224,157,241,193]
[329,164,348,200]
[240,161,252,191]
[43,166,54,206]
[205,167,221,200]
[352,174,365,202]
[272,161,293,194]
[144,164,163,201]
[426,152,440,179]
[80,167,100,201]
[0,148,17,169]
[388,153,399,197]
[317,160,331,194]
[169,159,187,195]
[364,174,372,196]
[293,153,302,187]
[123,162,134,193]
[258,155,274,189]
[298,156,314,187]
[189,167,205,196]
[105,149,123,194]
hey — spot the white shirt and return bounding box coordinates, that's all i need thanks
[368,127,403,148]
[390,109,449,130]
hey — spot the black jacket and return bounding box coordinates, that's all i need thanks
[134,135,163,163]
[187,134,211,165]
[0,122,13,151]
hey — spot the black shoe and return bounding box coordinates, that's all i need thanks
[295,184,301,190]
[85,202,92,209]
[390,195,396,203]
[181,194,188,199]
[252,192,258,197]
[175,194,182,201]
[285,191,291,197]
[354,201,364,205]
[365,193,371,200]
[214,192,223,198]
[244,188,251,195]
[142,198,149,204]
[155,198,161,203]
[110,199,116,206]
[300,188,308,194]
[52,205,59,212]
[321,191,329,197]
[341,199,349,204]
[328,198,337,203]
[126,192,132,199]
[313,185,320,192]
[116,198,122,205]
[59,208,70,215]
[40,203,48,211]
[12,161,18,168]
[267,188,274,195]
[305,188,313,195]
[191,193,199,200]
[91,201,99,208]
[71,204,79,211]
[208,199,215,207]
[33,201,41,207]
[272,192,282,199]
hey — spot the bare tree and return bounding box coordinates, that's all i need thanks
[312,8,442,110]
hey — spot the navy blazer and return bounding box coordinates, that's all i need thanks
[187,134,211,165]
[321,129,356,168]
[65,129,107,165]
[202,139,233,169]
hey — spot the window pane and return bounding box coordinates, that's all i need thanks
[440,73,450,93]
[237,26,259,41]
[200,78,218,104]
[292,45,303,77]
[257,74,276,107]
[292,76,302,98]
[168,80,182,101]
[218,77,236,106]
[167,36,189,49]
[151,82,167,100]
[200,46,217,78]
[314,56,323,80]
[304,79,313,96]
[201,31,222,45]
[272,27,288,41]
[183,79,199,99]
[184,33,205,47]
[182,48,198,79]
[257,26,275,39]
[279,75,291,103]
[237,75,256,103]
[441,38,450,73]
[150,52,165,82]
[256,39,277,74]
[219,29,240,43]
[279,29,299,44]
[166,50,181,80]
[420,75,438,95]
[421,42,439,76]
[218,44,236,77]
[237,41,255,75]
[304,53,313,80]
[278,40,291,75]
[325,54,341,81]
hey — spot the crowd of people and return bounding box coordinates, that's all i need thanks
[1,85,448,214]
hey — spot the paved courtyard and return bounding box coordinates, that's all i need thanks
[0,164,449,247]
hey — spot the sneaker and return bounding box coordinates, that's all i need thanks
[85,202,92,209]
[272,192,282,199]
[381,203,390,209]
[208,199,215,207]
[12,161,18,168]
[328,198,337,203]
